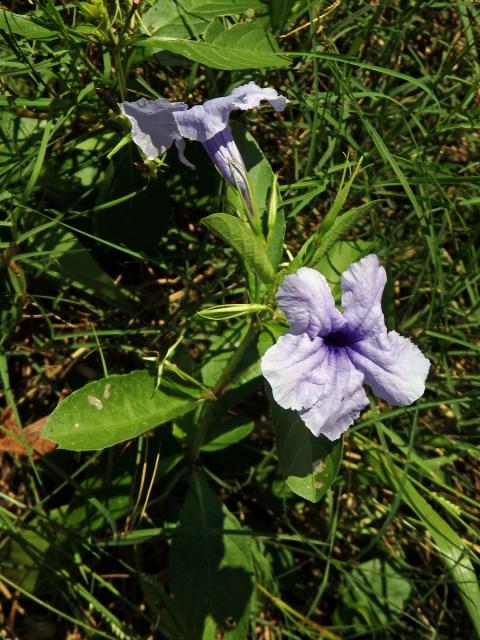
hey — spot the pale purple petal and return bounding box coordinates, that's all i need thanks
[202,128,249,201]
[341,254,387,339]
[119,98,188,161]
[300,349,368,440]
[228,81,288,113]
[277,267,346,339]
[347,330,430,406]
[261,333,329,411]
[174,138,195,169]
[174,81,288,143]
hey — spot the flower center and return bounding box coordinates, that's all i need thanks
[323,329,353,348]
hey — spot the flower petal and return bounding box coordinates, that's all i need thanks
[261,332,329,411]
[277,267,346,339]
[120,98,188,161]
[174,138,195,169]
[341,254,387,339]
[174,81,288,142]
[347,330,430,406]
[299,349,368,440]
[202,128,248,195]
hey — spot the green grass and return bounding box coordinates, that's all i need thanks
[1,1,480,638]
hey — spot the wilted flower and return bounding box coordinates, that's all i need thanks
[261,255,430,441]
[119,82,288,209]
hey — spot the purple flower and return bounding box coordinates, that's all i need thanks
[119,82,288,208]
[261,255,430,441]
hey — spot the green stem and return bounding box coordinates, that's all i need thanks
[0,350,22,428]
[188,322,258,462]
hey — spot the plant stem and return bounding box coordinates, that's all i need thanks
[188,322,258,462]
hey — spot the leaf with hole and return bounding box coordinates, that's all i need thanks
[43,370,200,451]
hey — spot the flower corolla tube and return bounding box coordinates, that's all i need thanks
[261,255,430,441]
[119,82,288,209]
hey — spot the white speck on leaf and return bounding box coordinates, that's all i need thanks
[103,383,111,400]
[312,459,325,475]
[74,422,80,429]
[88,395,103,410]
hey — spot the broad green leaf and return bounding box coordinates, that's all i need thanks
[43,370,200,451]
[270,400,343,503]
[200,325,260,389]
[229,123,285,268]
[27,221,136,310]
[202,213,275,284]
[270,0,296,32]
[0,10,57,39]
[335,558,411,632]
[315,239,372,298]
[229,123,278,217]
[143,0,263,38]
[258,326,343,503]
[202,416,254,452]
[290,201,376,272]
[370,449,480,636]
[169,471,253,639]
[143,22,290,70]
[1,525,58,593]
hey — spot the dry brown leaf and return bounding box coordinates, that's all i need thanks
[0,408,56,457]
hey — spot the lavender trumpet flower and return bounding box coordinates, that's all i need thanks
[119,82,288,209]
[261,255,430,441]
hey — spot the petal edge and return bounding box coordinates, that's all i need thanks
[347,330,430,406]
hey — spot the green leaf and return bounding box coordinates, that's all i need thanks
[230,123,278,217]
[202,416,254,452]
[143,0,263,38]
[202,213,275,284]
[291,201,376,272]
[315,239,372,298]
[0,10,57,39]
[143,22,290,70]
[270,401,343,503]
[1,526,60,592]
[335,558,411,632]
[196,303,271,321]
[26,220,137,310]
[229,124,285,269]
[258,326,343,503]
[265,174,285,271]
[43,370,200,451]
[169,471,253,639]
[370,450,480,636]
